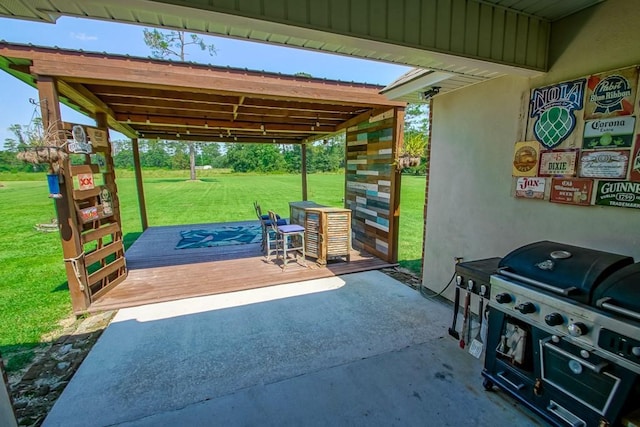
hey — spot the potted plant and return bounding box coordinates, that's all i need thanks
[16,119,69,198]
[397,132,426,170]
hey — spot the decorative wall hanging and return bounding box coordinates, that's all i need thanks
[530,79,586,149]
[512,141,541,176]
[594,181,640,209]
[579,150,630,179]
[585,66,638,119]
[76,173,95,191]
[583,116,635,149]
[538,149,578,177]
[68,125,92,154]
[630,140,640,182]
[79,206,99,222]
[515,177,545,199]
[100,188,113,216]
[549,178,593,205]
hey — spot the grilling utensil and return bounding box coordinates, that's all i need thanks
[448,275,462,339]
[459,284,471,349]
[469,285,487,358]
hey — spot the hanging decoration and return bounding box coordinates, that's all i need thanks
[15,99,69,198]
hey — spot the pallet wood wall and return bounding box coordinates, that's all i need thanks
[345,108,403,263]
[62,123,127,312]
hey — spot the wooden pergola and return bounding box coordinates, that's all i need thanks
[0,42,406,313]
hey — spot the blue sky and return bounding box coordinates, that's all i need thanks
[0,16,411,147]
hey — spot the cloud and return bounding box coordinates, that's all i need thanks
[70,32,98,41]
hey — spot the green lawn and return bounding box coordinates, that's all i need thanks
[0,170,425,371]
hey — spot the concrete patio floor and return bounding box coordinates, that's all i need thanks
[43,271,542,426]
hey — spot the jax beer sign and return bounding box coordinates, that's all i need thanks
[515,177,545,199]
[595,181,640,209]
[530,79,585,149]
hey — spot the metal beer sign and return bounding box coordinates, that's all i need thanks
[631,140,640,182]
[585,67,637,119]
[515,177,545,199]
[538,149,578,177]
[579,150,630,179]
[583,116,635,149]
[550,178,593,206]
[595,181,640,209]
[530,79,585,149]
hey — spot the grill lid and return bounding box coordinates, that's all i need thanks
[498,241,634,303]
[593,262,640,321]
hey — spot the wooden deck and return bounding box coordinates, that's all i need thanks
[88,221,395,312]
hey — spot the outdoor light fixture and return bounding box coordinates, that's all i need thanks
[127,116,132,123]
[421,86,441,100]
[176,133,181,138]
[234,136,238,141]
[145,116,150,124]
[186,129,190,135]
[204,119,209,128]
[219,133,223,138]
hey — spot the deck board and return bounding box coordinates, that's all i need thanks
[89,221,394,312]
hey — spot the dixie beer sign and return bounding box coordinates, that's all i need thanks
[538,149,578,177]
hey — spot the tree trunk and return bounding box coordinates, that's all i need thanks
[189,143,196,180]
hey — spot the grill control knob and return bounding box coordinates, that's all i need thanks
[495,293,512,304]
[544,313,564,327]
[515,302,536,314]
[632,347,640,357]
[568,322,588,337]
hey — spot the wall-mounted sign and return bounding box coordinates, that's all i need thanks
[100,188,113,216]
[79,206,99,222]
[550,178,593,206]
[86,127,108,149]
[515,177,545,199]
[539,149,578,177]
[585,66,638,119]
[579,149,630,179]
[76,173,94,191]
[595,181,640,209]
[630,140,640,182]
[583,116,635,149]
[512,141,541,176]
[68,125,92,154]
[530,79,586,149]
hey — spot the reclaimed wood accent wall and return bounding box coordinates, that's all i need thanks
[345,108,403,263]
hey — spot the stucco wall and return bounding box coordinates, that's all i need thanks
[422,0,640,299]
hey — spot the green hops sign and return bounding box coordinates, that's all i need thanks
[530,79,586,149]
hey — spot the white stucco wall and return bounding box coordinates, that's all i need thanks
[422,0,640,299]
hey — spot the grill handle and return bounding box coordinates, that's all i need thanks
[547,400,586,427]
[496,268,578,297]
[597,297,640,322]
[543,341,609,374]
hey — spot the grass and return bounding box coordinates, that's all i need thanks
[0,169,425,372]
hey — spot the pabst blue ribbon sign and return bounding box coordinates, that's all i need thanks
[530,79,586,149]
[585,67,638,119]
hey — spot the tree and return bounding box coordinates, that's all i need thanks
[142,28,216,179]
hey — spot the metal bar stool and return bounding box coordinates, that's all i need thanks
[268,210,307,269]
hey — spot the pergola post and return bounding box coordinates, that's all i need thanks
[37,76,90,312]
[131,138,149,230]
[301,142,308,201]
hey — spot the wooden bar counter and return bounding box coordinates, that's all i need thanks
[289,201,352,265]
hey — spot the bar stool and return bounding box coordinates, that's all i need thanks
[268,210,307,269]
